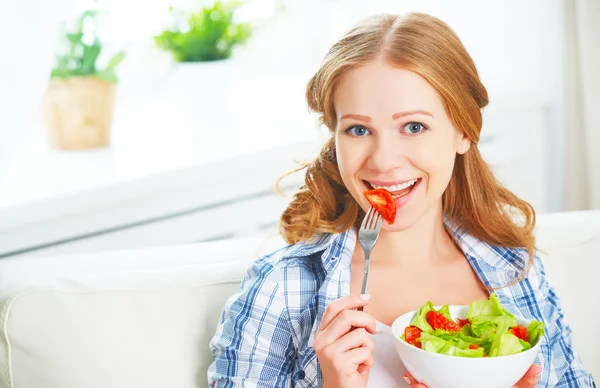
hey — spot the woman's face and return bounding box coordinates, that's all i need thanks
[334,59,470,231]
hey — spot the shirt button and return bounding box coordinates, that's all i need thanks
[293,370,305,380]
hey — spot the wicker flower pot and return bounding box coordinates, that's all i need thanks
[42,77,116,150]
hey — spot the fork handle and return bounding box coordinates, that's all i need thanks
[356,251,371,312]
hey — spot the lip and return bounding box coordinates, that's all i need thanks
[392,177,423,210]
[365,178,421,187]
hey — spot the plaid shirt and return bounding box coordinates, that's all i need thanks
[208,223,596,387]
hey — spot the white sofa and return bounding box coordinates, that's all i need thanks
[0,211,598,388]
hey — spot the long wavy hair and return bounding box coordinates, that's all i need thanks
[275,12,536,282]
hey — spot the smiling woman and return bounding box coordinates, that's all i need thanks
[207,12,596,388]
[334,64,472,233]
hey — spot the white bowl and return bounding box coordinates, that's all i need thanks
[391,305,542,388]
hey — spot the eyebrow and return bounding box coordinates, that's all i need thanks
[339,110,434,122]
[392,110,434,120]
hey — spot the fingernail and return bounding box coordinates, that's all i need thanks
[360,294,371,300]
[403,376,411,385]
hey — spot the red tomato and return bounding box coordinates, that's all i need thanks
[468,344,480,350]
[510,324,528,342]
[426,310,462,332]
[457,318,470,327]
[363,189,396,224]
[404,325,422,348]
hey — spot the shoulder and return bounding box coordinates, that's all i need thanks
[237,232,343,297]
[249,231,347,277]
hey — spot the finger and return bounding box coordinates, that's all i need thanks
[347,346,373,368]
[513,364,542,387]
[329,347,372,377]
[329,327,375,354]
[316,309,377,349]
[328,309,377,335]
[357,352,375,374]
[357,357,374,374]
[320,294,371,330]
[404,372,428,387]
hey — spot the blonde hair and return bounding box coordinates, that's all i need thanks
[275,13,536,282]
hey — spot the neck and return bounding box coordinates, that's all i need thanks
[364,203,457,268]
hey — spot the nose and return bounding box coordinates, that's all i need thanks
[366,133,407,173]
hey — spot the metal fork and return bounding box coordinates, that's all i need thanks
[356,206,383,311]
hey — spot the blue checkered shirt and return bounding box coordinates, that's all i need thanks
[208,224,596,387]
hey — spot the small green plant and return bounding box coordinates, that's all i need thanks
[51,10,125,83]
[155,1,252,62]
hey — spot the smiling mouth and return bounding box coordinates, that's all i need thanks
[363,178,421,199]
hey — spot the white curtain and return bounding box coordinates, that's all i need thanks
[564,0,600,210]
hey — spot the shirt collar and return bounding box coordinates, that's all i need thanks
[279,218,527,285]
[444,219,527,287]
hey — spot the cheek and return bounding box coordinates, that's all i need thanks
[410,137,458,187]
[335,139,355,189]
[335,137,366,182]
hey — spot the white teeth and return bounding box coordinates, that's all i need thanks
[371,179,418,192]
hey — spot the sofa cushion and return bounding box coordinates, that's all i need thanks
[0,239,264,388]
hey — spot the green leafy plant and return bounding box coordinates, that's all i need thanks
[51,10,125,83]
[155,1,252,62]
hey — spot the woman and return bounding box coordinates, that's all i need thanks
[208,12,595,388]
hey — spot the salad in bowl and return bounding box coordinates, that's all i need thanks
[391,294,545,388]
[401,293,544,357]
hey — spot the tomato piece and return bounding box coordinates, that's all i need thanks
[457,318,470,327]
[363,188,396,224]
[404,325,422,348]
[510,324,528,342]
[426,310,462,332]
[468,344,480,350]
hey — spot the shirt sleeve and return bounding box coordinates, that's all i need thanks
[531,255,596,387]
[207,257,296,388]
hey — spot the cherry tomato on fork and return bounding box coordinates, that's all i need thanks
[363,188,396,224]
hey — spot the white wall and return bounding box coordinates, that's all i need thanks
[0,0,74,138]
[0,0,566,209]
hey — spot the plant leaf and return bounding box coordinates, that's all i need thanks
[154,0,252,62]
[95,70,118,83]
[105,51,125,70]
[80,41,102,74]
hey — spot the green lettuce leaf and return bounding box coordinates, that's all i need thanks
[488,319,508,357]
[419,332,447,353]
[409,301,434,332]
[442,344,485,358]
[519,339,532,351]
[456,330,494,352]
[494,333,528,356]
[438,305,452,321]
[419,332,485,357]
[467,293,515,321]
[488,319,528,357]
[527,320,545,345]
[470,315,518,337]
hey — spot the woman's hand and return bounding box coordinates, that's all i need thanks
[403,364,542,387]
[314,294,378,388]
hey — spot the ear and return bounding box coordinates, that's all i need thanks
[456,133,471,155]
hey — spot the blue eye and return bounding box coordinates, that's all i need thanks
[403,122,427,135]
[345,125,371,137]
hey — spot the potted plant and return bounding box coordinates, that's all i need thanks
[154,1,252,63]
[43,10,125,150]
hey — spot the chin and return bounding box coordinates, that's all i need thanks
[381,215,419,232]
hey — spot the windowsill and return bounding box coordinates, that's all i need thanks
[0,60,328,232]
